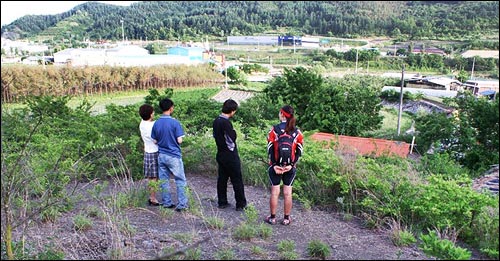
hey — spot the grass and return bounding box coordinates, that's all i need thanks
[362,106,414,140]
[69,86,220,114]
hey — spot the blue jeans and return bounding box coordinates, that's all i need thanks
[158,153,188,209]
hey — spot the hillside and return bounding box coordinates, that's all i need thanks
[1,1,498,42]
[9,171,490,260]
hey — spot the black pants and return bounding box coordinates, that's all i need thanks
[216,152,247,208]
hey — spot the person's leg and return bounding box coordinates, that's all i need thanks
[281,168,296,225]
[228,156,247,209]
[270,185,280,215]
[216,156,230,206]
[266,165,281,224]
[148,178,159,203]
[158,153,174,207]
[283,185,293,216]
[149,152,160,203]
[169,156,188,209]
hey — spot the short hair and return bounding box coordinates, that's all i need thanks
[222,99,238,114]
[139,104,154,120]
[159,98,174,112]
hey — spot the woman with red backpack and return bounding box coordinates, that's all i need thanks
[265,105,304,226]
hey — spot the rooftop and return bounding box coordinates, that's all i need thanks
[310,133,411,158]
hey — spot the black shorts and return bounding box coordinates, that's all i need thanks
[268,165,296,186]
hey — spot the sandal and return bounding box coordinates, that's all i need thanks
[281,218,291,226]
[265,215,277,225]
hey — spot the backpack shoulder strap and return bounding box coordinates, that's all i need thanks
[273,124,282,135]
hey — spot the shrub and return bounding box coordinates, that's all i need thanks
[204,216,225,230]
[277,239,296,253]
[215,249,235,260]
[73,214,93,231]
[307,239,331,259]
[470,205,499,259]
[420,230,471,260]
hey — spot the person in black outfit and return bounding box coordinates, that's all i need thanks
[212,99,247,211]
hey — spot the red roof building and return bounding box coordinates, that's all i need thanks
[311,133,411,158]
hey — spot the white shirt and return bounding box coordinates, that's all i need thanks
[139,120,159,153]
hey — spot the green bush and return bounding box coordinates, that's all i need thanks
[470,204,499,259]
[73,214,93,231]
[420,230,471,260]
[307,239,331,259]
[410,175,493,233]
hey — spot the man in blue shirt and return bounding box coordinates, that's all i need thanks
[151,98,188,212]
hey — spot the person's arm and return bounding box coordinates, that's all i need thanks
[224,120,237,142]
[292,130,304,167]
[267,127,277,165]
[175,120,185,145]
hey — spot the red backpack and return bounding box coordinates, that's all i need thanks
[273,125,298,166]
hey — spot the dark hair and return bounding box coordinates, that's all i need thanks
[281,105,296,134]
[139,104,154,120]
[159,98,174,112]
[222,99,238,114]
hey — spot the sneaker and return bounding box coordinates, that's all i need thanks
[175,208,187,212]
[218,203,231,209]
[163,204,176,209]
[265,215,277,225]
[281,217,291,226]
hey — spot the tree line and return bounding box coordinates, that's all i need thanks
[1,1,498,42]
[0,64,223,103]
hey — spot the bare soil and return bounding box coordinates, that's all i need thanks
[7,171,491,260]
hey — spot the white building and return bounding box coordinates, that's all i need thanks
[227,36,279,45]
[301,37,320,48]
[461,50,499,59]
[382,86,458,98]
[53,45,206,67]
[1,37,48,55]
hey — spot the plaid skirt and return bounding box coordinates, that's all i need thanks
[143,152,159,178]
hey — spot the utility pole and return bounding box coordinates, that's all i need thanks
[470,57,475,80]
[355,49,359,74]
[397,64,405,136]
[225,66,228,88]
[121,20,125,43]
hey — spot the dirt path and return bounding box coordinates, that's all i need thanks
[11,172,439,260]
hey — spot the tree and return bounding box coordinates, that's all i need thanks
[264,67,322,124]
[415,92,499,175]
[303,75,384,135]
[226,66,247,85]
[457,70,469,83]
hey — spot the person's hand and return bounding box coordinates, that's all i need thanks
[273,165,284,175]
[282,165,293,173]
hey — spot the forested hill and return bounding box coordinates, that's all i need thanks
[1,1,498,42]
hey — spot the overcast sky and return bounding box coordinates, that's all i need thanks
[1,1,138,26]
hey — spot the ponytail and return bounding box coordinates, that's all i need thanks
[281,105,296,134]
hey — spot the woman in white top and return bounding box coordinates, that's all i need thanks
[139,104,160,206]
